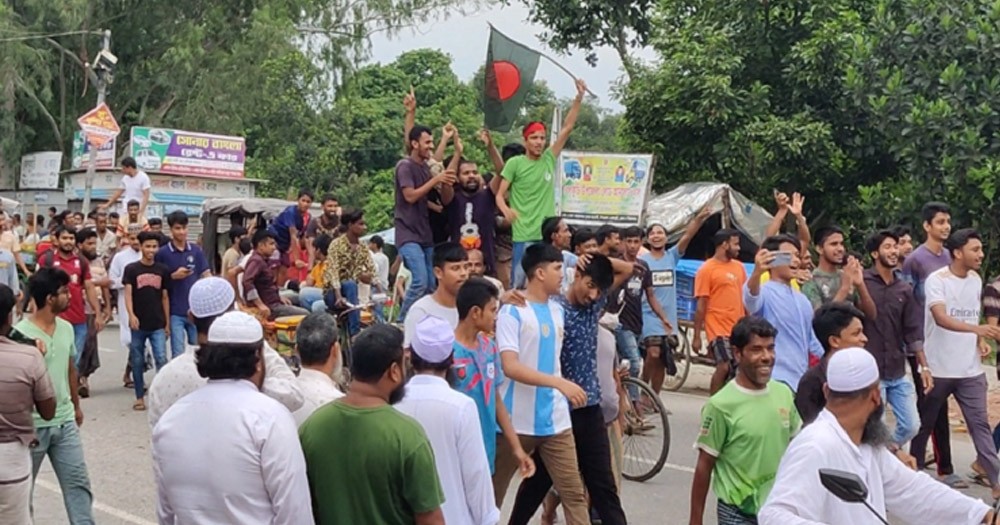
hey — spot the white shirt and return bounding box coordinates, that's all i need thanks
[120,170,151,207]
[153,380,314,525]
[372,251,390,291]
[496,300,572,436]
[147,343,304,429]
[291,368,344,427]
[95,229,118,262]
[396,375,500,525]
[759,409,990,525]
[403,295,459,348]
[109,247,142,346]
[924,267,984,378]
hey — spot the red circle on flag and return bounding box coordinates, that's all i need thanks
[492,61,521,101]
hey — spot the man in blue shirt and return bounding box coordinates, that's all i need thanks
[508,252,632,525]
[267,189,313,285]
[155,211,210,358]
[743,234,824,391]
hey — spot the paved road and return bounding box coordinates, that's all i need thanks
[31,326,995,524]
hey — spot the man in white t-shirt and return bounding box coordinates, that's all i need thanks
[403,243,467,348]
[368,235,390,292]
[98,156,152,217]
[910,228,1000,499]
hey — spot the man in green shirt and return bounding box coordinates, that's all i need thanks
[497,78,588,288]
[801,225,877,320]
[299,324,445,525]
[17,267,94,524]
[689,315,800,525]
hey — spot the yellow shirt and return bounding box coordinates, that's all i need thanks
[760,271,801,291]
[309,262,327,289]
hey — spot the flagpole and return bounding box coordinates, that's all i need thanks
[488,23,598,98]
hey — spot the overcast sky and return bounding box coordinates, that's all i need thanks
[366,3,656,112]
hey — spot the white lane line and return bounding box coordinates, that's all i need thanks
[35,478,156,525]
[624,455,696,474]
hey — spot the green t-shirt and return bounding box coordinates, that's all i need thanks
[299,402,444,524]
[801,268,857,309]
[696,380,800,515]
[502,149,557,242]
[15,318,77,428]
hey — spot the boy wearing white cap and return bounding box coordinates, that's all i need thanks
[760,347,994,525]
[146,277,303,428]
[397,316,500,525]
[152,312,314,525]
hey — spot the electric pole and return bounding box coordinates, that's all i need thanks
[81,29,113,212]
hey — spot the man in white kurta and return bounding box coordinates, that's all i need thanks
[152,311,313,525]
[759,348,992,525]
[395,316,500,525]
[290,312,344,426]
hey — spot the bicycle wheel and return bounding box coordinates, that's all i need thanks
[620,376,670,482]
[663,327,692,392]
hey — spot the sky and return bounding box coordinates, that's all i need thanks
[366,3,657,112]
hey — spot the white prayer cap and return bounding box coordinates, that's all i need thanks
[410,316,455,364]
[189,277,236,319]
[826,347,880,393]
[207,311,263,344]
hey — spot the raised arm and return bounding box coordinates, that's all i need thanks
[439,134,462,206]
[787,192,811,250]
[678,205,712,256]
[403,86,416,153]
[550,79,588,158]
[480,129,505,174]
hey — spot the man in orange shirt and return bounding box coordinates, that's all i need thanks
[693,229,747,394]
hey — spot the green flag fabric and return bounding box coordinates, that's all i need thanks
[484,26,541,132]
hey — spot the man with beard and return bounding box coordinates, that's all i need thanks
[305,194,340,268]
[801,225,877,320]
[595,225,621,258]
[290,312,344,426]
[448,157,500,276]
[497,79,588,289]
[759,348,994,525]
[690,316,798,525]
[74,228,112,397]
[93,212,117,265]
[299,324,446,524]
[694,229,748,394]
[892,224,914,269]
[38,226,103,371]
[862,229,927,451]
[910,228,1000,497]
[116,200,149,239]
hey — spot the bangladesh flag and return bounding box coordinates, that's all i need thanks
[484,26,541,132]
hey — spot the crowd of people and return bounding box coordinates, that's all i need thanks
[4,80,1000,525]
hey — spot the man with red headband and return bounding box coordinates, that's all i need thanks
[496,78,588,288]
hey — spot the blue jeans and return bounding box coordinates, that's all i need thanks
[511,241,539,290]
[298,286,327,313]
[169,315,197,358]
[71,322,87,369]
[615,327,642,400]
[130,329,167,399]
[881,376,920,446]
[30,421,94,524]
[397,243,435,322]
[340,280,361,335]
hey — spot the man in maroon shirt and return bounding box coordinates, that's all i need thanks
[242,230,308,320]
[38,226,102,370]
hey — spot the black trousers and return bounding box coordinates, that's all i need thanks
[508,404,627,525]
[908,355,953,474]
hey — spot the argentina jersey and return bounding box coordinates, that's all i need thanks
[495,300,572,437]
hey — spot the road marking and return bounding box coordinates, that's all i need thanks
[624,455,696,474]
[35,478,156,525]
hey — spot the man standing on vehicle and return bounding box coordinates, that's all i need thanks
[693,228,747,394]
[155,211,210,358]
[98,156,151,218]
[305,193,340,268]
[268,189,313,284]
[496,79,588,289]
[448,156,500,276]
[689,316,799,525]
[323,210,376,337]
[640,206,709,395]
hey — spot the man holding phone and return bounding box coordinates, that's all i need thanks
[743,234,824,392]
[155,211,210,358]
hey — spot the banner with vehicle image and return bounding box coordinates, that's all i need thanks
[129,127,246,179]
[557,150,655,226]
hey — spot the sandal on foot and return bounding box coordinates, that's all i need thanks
[940,473,970,489]
[132,399,146,411]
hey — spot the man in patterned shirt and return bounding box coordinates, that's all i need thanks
[507,252,633,525]
[323,209,375,336]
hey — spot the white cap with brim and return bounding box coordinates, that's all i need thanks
[207,311,263,344]
[411,316,455,364]
[826,347,880,393]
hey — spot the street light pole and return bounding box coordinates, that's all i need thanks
[81,29,111,213]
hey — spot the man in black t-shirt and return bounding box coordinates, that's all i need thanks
[607,227,657,403]
[123,231,172,411]
[447,158,500,276]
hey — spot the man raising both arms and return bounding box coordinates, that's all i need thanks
[497,79,587,289]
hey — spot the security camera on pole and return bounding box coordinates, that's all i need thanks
[78,29,119,212]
